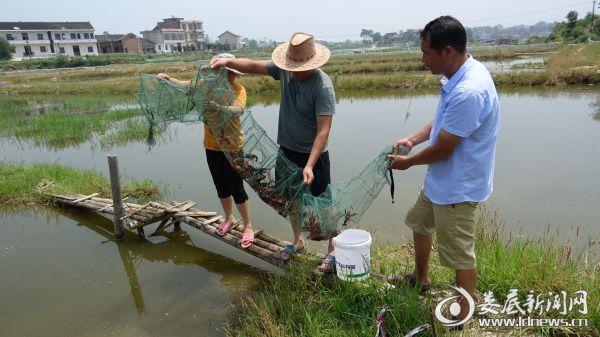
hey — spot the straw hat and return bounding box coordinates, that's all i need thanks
[272,32,331,71]
[214,53,243,75]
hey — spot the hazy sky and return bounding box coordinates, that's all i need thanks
[1,0,594,41]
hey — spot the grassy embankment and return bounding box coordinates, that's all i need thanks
[226,210,599,337]
[0,43,557,72]
[2,43,597,98]
[0,50,216,71]
[0,95,152,149]
[0,161,161,205]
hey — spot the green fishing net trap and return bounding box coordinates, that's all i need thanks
[136,67,407,240]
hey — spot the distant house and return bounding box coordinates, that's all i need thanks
[257,39,277,48]
[495,37,518,45]
[141,39,155,54]
[97,33,149,54]
[0,21,98,60]
[218,31,242,50]
[141,17,205,53]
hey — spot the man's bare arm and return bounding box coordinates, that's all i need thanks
[303,115,333,184]
[394,121,433,150]
[307,115,332,168]
[210,57,270,75]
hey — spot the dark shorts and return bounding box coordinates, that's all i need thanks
[205,149,248,204]
[276,146,331,197]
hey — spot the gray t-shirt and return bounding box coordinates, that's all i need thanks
[267,61,336,153]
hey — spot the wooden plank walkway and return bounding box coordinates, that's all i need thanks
[48,193,298,268]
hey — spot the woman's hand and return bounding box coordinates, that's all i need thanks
[206,101,221,111]
[157,73,170,80]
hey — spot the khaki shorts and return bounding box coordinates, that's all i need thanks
[405,189,479,270]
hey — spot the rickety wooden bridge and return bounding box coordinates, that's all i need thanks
[35,155,313,269]
[47,193,295,268]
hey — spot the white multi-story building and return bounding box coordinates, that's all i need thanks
[0,21,98,60]
[141,17,204,53]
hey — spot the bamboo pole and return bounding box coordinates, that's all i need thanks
[98,197,129,212]
[128,212,173,229]
[175,214,281,253]
[108,155,125,241]
[227,227,282,253]
[73,193,99,204]
[78,199,154,223]
[254,231,292,248]
[120,203,151,221]
[177,211,218,217]
[54,198,108,214]
[182,216,285,267]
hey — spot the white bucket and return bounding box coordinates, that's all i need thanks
[332,229,372,282]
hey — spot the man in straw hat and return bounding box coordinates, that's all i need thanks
[211,32,337,273]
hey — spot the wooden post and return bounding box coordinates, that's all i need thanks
[108,155,125,241]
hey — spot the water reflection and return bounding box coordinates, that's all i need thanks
[54,207,268,316]
[590,97,600,121]
[481,56,546,72]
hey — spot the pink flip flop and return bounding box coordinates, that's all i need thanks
[216,221,233,236]
[240,230,254,249]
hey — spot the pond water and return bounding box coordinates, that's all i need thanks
[481,56,546,72]
[1,88,599,336]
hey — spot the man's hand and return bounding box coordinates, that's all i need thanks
[303,165,314,185]
[157,73,170,80]
[210,56,230,69]
[388,155,412,170]
[393,137,413,151]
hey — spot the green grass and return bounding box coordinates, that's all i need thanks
[97,117,152,150]
[543,44,600,86]
[0,93,272,150]
[226,258,429,337]
[226,210,599,337]
[0,161,161,205]
[510,62,545,70]
[0,95,149,149]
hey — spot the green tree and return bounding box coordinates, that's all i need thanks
[526,35,545,44]
[546,10,600,42]
[566,10,578,30]
[0,37,11,60]
[360,29,374,41]
[465,27,475,43]
[371,32,383,43]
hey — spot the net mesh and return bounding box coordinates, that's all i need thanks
[136,67,407,240]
